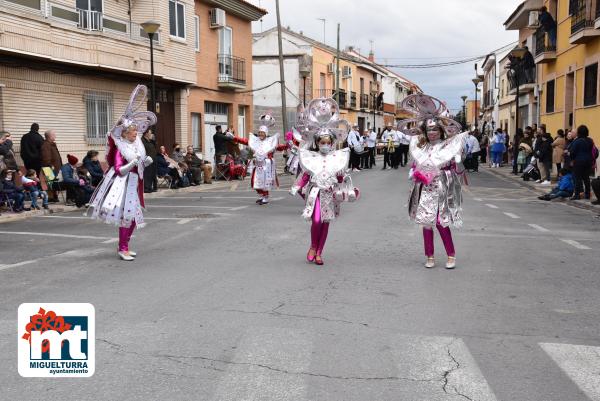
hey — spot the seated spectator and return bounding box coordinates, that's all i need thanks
[22,169,49,210]
[538,168,574,201]
[83,150,104,186]
[171,143,184,163]
[157,146,181,189]
[0,169,27,212]
[183,146,213,185]
[0,131,18,171]
[178,162,192,187]
[60,154,92,208]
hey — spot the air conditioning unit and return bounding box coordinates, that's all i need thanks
[327,63,335,74]
[209,8,226,28]
[342,66,352,78]
[528,11,539,27]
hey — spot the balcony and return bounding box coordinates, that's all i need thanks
[359,94,370,109]
[570,0,600,44]
[504,0,543,30]
[350,92,357,108]
[217,55,246,89]
[508,66,536,95]
[534,27,556,64]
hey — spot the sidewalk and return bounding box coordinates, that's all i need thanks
[0,179,239,224]
[481,164,600,213]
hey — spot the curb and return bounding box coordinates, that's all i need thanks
[481,166,600,213]
[0,205,79,224]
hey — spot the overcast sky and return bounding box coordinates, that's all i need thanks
[247,0,522,113]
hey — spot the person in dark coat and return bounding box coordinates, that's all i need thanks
[0,169,26,212]
[535,132,553,184]
[142,129,158,193]
[40,130,63,174]
[20,123,44,172]
[213,125,234,163]
[0,131,18,171]
[568,125,594,200]
[539,6,557,47]
[82,150,104,186]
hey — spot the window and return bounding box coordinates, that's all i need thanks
[85,92,113,145]
[191,113,201,150]
[169,0,185,39]
[546,79,555,113]
[218,27,232,55]
[6,0,41,9]
[584,63,598,106]
[194,15,200,51]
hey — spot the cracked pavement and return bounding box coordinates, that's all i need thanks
[1,168,600,400]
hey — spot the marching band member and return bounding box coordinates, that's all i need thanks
[398,94,468,269]
[87,85,156,261]
[234,114,288,205]
[290,98,360,266]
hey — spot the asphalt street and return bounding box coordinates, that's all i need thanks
[1,165,599,401]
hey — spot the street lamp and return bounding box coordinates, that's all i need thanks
[460,95,468,128]
[507,46,527,174]
[472,77,482,131]
[299,65,310,106]
[141,20,161,114]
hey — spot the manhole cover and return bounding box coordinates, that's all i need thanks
[174,213,219,219]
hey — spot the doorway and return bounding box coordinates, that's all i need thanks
[237,106,246,138]
[204,101,229,163]
[565,73,575,130]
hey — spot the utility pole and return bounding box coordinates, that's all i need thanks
[317,18,326,44]
[275,0,288,133]
[335,23,340,104]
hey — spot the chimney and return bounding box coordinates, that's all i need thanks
[368,50,375,62]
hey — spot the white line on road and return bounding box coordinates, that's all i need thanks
[146,205,237,209]
[0,231,111,240]
[177,218,193,225]
[474,198,483,201]
[41,215,229,221]
[503,212,520,219]
[230,206,249,211]
[485,204,499,209]
[0,259,38,271]
[528,224,550,232]
[560,239,591,250]
[0,248,106,272]
[101,238,119,244]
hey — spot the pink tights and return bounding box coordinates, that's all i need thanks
[423,224,455,257]
[310,197,329,256]
[118,221,136,252]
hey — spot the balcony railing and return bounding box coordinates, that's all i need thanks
[535,27,556,56]
[78,9,103,31]
[597,0,600,18]
[311,89,349,107]
[571,0,593,34]
[360,93,370,109]
[350,91,357,108]
[218,54,246,87]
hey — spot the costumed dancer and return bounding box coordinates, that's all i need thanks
[87,85,156,261]
[285,104,311,177]
[290,98,360,266]
[398,94,468,269]
[234,114,288,205]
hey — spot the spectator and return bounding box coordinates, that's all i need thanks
[535,133,553,185]
[360,130,371,169]
[82,150,104,186]
[0,169,26,212]
[171,143,184,163]
[591,175,600,205]
[367,129,378,168]
[0,131,18,171]
[157,145,181,189]
[142,129,158,193]
[213,125,234,163]
[347,124,364,171]
[184,145,213,184]
[22,169,48,210]
[490,128,507,168]
[552,129,566,177]
[477,129,489,164]
[539,6,557,47]
[41,129,63,174]
[381,124,396,170]
[178,162,192,187]
[522,47,536,83]
[20,123,44,173]
[60,154,91,207]
[538,168,574,201]
[564,129,576,168]
[568,125,594,200]
[465,130,481,172]
[510,128,524,174]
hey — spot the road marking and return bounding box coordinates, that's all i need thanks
[0,248,105,271]
[230,206,249,211]
[177,218,193,225]
[41,215,229,221]
[474,198,483,201]
[503,212,520,219]
[0,231,111,240]
[0,259,38,271]
[102,238,118,244]
[146,205,237,209]
[540,343,600,401]
[229,182,239,191]
[391,335,498,401]
[528,224,550,232]
[211,327,312,401]
[485,204,499,209]
[561,239,591,250]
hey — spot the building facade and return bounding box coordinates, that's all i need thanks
[189,0,265,162]
[0,0,197,160]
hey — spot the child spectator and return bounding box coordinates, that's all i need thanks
[0,169,27,212]
[22,169,49,210]
[82,150,104,186]
[538,168,574,201]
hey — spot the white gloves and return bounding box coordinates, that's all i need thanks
[143,156,153,167]
[119,158,138,176]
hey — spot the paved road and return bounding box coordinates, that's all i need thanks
[1,165,599,401]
